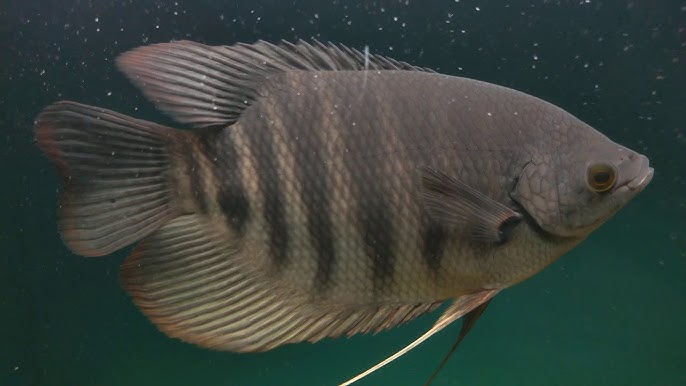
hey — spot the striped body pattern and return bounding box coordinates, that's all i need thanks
[187,70,580,305]
[35,40,652,373]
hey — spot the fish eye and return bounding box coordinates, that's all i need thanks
[587,163,617,193]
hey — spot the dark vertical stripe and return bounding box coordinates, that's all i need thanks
[288,98,336,289]
[386,76,446,275]
[302,159,336,288]
[311,214,336,288]
[422,219,445,271]
[361,200,395,290]
[340,75,395,292]
[196,128,250,233]
[245,120,289,266]
[186,153,207,213]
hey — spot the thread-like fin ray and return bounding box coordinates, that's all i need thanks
[421,167,522,244]
[120,214,443,353]
[423,298,492,386]
[35,101,182,256]
[116,40,433,129]
[338,289,499,386]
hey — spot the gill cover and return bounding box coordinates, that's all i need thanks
[513,154,566,236]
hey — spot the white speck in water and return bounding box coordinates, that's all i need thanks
[95,17,99,22]
[393,16,398,21]
[487,112,492,116]
[106,91,112,96]
[475,6,480,11]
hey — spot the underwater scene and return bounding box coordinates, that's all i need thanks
[2,1,685,385]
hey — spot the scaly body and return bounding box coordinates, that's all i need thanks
[35,40,652,377]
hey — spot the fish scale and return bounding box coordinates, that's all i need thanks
[236,70,524,300]
[34,40,653,384]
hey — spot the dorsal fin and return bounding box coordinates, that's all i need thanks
[116,40,433,128]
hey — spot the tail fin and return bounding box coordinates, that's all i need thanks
[35,101,186,257]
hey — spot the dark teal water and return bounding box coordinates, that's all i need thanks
[2,1,685,385]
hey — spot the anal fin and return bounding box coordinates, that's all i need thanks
[120,214,445,353]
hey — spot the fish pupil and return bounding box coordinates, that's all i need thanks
[594,171,610,184]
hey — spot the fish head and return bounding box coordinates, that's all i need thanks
[514,138,653,239]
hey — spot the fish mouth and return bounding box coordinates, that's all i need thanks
[627,155,653,190]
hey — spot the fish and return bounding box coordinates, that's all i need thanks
[34,40,653,384]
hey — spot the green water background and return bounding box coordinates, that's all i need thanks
[2,1,684,385]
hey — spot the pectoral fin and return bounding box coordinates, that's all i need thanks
[421,167,522,244]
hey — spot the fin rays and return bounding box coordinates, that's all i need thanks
[116,40,432,129]
[120,214,444,353]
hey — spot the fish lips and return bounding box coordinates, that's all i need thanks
[627,155,653,190]
[613,154,653,203]
[617,155,654,194]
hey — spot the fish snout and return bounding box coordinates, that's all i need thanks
[627,154,653,191]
